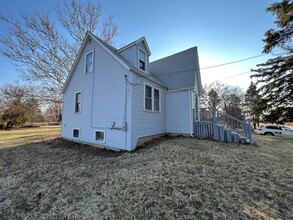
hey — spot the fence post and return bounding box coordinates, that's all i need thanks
[226,129,231,143]
[247,120,253,145]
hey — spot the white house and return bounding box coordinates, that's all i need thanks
[61,32,201,151]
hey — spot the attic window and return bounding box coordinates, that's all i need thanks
[85,51,93,74]
[138,48,146,71]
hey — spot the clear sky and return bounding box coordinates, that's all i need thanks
[0,0,277,91]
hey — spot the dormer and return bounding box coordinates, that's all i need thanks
[117,37,151,74]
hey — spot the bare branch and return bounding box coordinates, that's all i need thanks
[0,0,118,109]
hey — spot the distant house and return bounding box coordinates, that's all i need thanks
[61,32,201,151]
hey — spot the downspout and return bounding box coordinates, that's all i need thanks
[188,89,194,137]
[124,75,128,150]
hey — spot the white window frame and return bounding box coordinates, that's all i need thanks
[94,129,106,143]
[143,82,161,113]
[153,88,160,112]
[72,128,80,139]
[138,47,147,72]
[85,50,94,74]
[74,91,82,114]
[144,84,152,111]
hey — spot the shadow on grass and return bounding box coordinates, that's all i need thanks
[0,138,125,159]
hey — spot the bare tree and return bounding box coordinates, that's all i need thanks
[0,83,43,128]
[201,82,244,119]
[0,0,118,106]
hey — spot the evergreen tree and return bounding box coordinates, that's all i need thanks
[244,82,262,129]
[223,93,243,120]
[251,0,293,121]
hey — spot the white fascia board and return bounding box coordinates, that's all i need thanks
[130,68,165,88]
[195,47,202,96]
[165,87,195,93]
[117,36,151,55]
[61,32,91,94]
[140,37,151,55]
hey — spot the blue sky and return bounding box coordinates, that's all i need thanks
[0,0,276,90]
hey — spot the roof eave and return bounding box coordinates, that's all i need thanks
[130,67,165,88]
[117,36,151,55]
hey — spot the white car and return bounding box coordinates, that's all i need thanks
[256,125,293,138]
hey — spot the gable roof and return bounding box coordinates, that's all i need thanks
[117,36,151,55]
[150,47,201,91]
[62,33,162,94]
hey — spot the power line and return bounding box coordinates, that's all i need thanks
[149,53,275,77]
[200,49,282,70]
[148,50,281,77]
[210,70,252,83]
[200,54,266,70]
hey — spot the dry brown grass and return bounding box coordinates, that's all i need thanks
[0,126,60,148]
[0,128,292,219]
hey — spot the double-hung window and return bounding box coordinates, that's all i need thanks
[145,85,152,111]
[138,48,146,71]
[85,51,93,74]
[144,84,160,112]
[75,92,81,113]
[154,89,160,112]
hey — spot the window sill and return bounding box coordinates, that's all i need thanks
[84,71,93,75]
[143,109,161,114]
[94,140,105,144]
[139,68,147,73]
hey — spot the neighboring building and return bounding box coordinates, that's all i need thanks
[61,32,201,151]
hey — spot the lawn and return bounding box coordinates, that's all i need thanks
[0,127,292,219]
[0,126,61,148]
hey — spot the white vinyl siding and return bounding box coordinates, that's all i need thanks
[132,77,165,149]
[85,50,93,74]
[61,39,132,150]
[166,90,191,134]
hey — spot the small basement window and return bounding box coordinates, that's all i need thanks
[138,48,146,71]
[95,130,105,143]
[73,129,80,138]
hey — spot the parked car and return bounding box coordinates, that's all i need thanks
[256,125,293,138]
